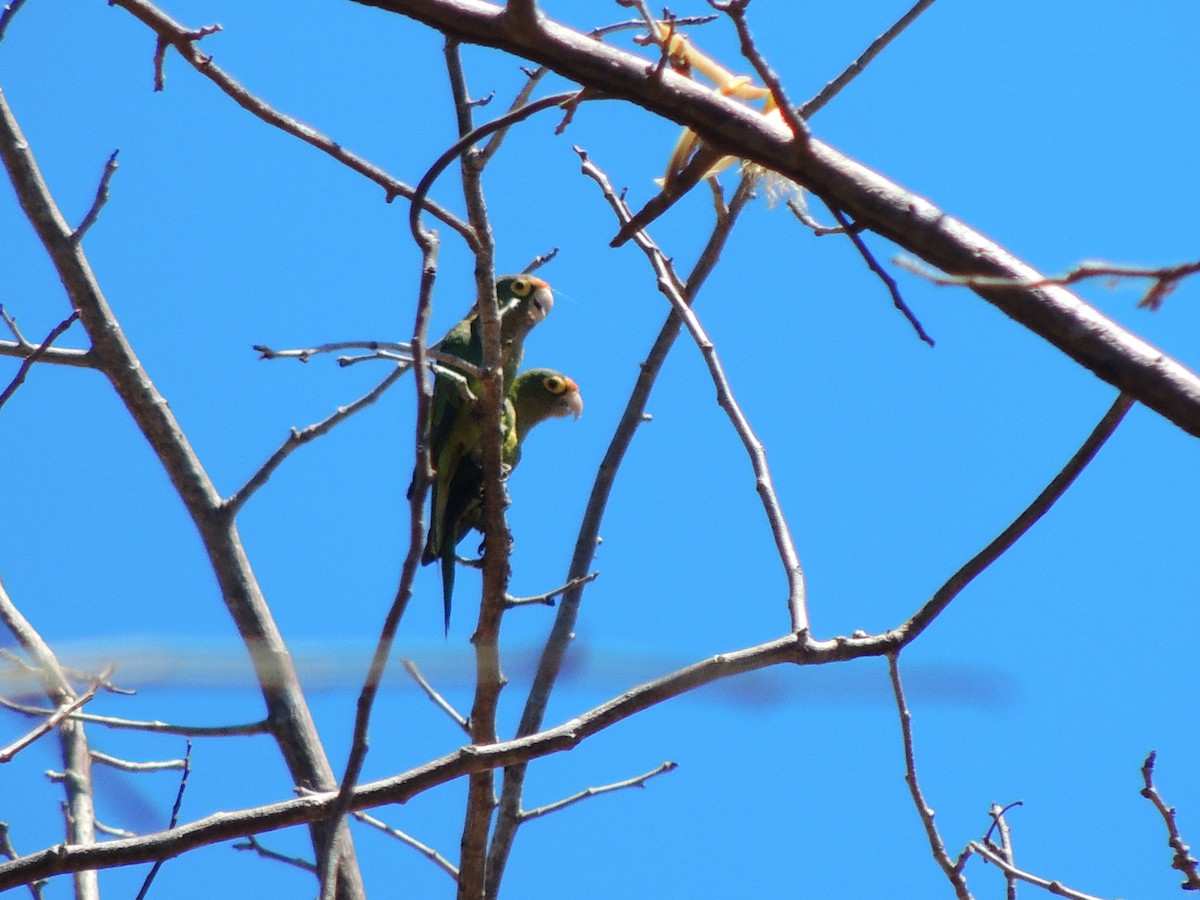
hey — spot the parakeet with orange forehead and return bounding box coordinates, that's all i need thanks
[423,368,583,632]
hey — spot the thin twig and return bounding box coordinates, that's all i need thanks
[407,90,582,245]
[0,695,270,737]
[1140,751,1200,890]
[71,150,119,243]
[968,842,1108,900]
[351,810,458,881]
[0,311,82,412]
[93,821,138,840]
[892,393,1135,647]
[108,0,475,247]
[519,761,677,822]
[89,750,187,773]
[232,834,317,874]
[799,0,938,118]
[505,571,599,609]
[898,255,1200,312]
[253,341,485,379]
[829,206,933,346]
[402,659,469,734]
[888,653,972,899]
[225,364,406,517]
[522,248,559,274]
[0,673,106,763]
[986,803,1019,900]
[134,740,192,900]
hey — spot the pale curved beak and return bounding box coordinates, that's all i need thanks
[564,387,584,420]
[528,278,554,323]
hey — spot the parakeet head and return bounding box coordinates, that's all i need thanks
[497,274,554,327]
[511,368,583,444]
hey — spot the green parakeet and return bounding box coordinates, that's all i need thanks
[423,367,583,633]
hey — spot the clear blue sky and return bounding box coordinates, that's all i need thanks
[2,1,1199,897]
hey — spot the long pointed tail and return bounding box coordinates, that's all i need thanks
[440,551,455,636]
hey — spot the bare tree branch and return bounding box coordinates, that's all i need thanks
[0,310,82,411]
[352,0,1200,438]
[889,653,972,900]
[441,39,508,900]
[578,148,808,632]
[0,578,101,900]
[0,822,45,900]
[710,0,808,141]
[799,0,938,118]
[225,363,407,517]
[519,761,677,823]
[486,163,761,895]
[70,150,119,243]
[1140,751,1200,891]
[0,0,28,43]
[829,205,934,345]
[319,172,442,900]
[232,834,317,874]
[967,841,1109,900]
[0,679,102,764]
[892,393,1135,648]
[352,810,458,880]
[505,571,599,609]
[898,255,1200,313]
[108,0,475,246]
[134,740,192,900]
[403,658,470,734]
[0,695,270,737]
[89,750,187,772]
[0,68,365,900]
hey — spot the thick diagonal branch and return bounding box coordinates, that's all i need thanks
[352,0,1200,438]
